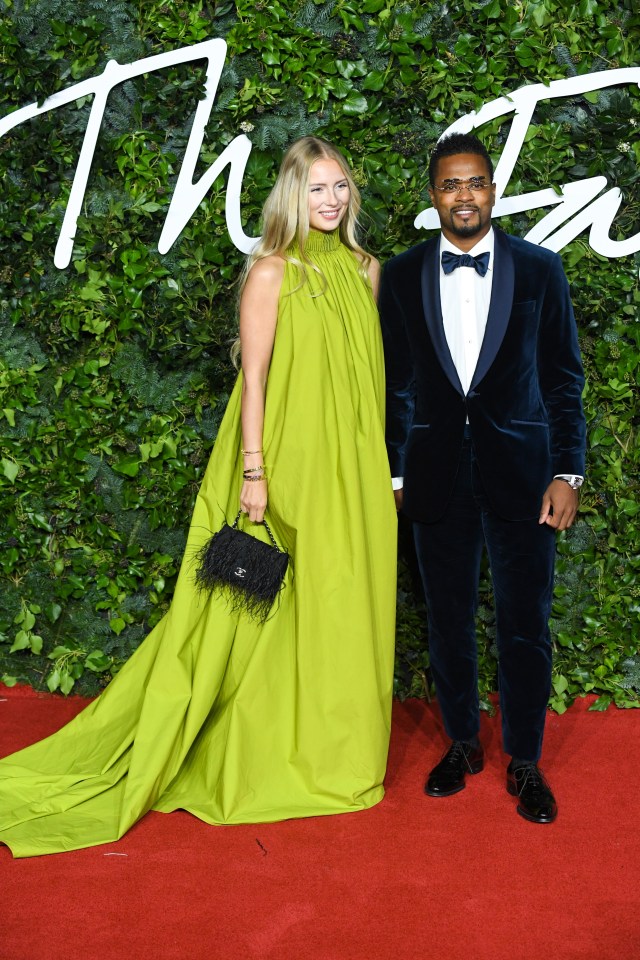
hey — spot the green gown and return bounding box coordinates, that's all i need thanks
[0,228,397,858]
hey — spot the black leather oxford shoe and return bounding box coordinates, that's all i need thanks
[424,740,484,797]
[507,761,558,823]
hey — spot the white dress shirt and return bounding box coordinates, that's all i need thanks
[440,229,494,395]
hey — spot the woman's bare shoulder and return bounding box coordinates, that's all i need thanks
[246,254,286,290]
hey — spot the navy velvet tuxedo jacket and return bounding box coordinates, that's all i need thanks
[379,229,587,523]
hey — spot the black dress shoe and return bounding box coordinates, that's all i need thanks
[507,761,558,823]
[425,740,484,797]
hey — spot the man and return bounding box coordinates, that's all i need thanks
[379,132,586,823]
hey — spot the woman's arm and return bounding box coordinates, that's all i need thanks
[238,255,285,522]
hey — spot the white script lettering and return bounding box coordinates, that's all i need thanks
[1,43,638,265]
[0,39,258,267]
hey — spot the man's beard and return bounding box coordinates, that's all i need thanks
[447,207,485,238]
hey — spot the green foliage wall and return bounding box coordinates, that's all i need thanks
[1,0,639,710]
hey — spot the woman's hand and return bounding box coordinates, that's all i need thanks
[240,478,268,523]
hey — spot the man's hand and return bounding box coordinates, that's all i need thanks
[393,487,404,512]
[539,479,579,530]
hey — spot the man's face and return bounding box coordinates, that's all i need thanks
[428,152,496,251]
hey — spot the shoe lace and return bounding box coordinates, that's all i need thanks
[514,763,547,796]
[444,741,475,772]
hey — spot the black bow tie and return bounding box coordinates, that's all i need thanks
[441,250,490,277]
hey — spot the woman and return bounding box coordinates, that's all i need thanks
[0,137,397,858]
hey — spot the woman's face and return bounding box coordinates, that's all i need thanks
[307,158,350,231]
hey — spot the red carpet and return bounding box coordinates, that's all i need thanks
[1,684,639,960]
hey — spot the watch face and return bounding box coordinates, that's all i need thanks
[559,476,582,489]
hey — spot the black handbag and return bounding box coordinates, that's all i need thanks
[194,511,289,623]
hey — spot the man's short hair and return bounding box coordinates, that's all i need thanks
[429,133,494,186]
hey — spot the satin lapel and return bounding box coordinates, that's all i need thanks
[470,229,514,391]
[420,236,464,395]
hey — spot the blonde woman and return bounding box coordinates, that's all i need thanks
[0,137,397,857]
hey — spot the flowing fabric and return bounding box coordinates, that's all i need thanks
[0,228,397,857]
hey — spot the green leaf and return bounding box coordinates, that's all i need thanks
[482,0,502,16]
[589,695,612,711]
[1,459,19,483]
[112,456,140,477]
[362,70,386,91]
[60,671,76,695]
[162,436,177,458]
[327,76,353,99]
[548,696,568,714]
[552,674,569,695]
[336,59,367,80]
[49,645,75,659]
[29,634,43,655]
[79,284,105,302]
[341,92,369,115]
[85,650,111,672]
[45,603,63,623]
[10,630,31,653]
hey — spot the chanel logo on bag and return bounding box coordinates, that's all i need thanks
[234,567,247,579]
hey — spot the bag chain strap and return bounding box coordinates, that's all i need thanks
[232,510,281,552]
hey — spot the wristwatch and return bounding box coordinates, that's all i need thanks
[555,475,583,490]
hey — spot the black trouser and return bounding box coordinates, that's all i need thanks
[412,437,556,762]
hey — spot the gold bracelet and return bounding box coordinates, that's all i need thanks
[243,465,265,473]
[241,448,263,455]
[243,474,266,482]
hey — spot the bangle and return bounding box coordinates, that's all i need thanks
[243,465,265,473]
[243,474,266,482]
[241,448,262,455]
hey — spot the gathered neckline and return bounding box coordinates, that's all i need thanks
[300,228,342,253]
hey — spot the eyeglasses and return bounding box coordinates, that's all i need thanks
[433,178,491,193]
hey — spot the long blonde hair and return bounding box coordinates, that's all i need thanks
[231,137,370,364]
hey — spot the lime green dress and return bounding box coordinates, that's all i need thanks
[0,228,397,858]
